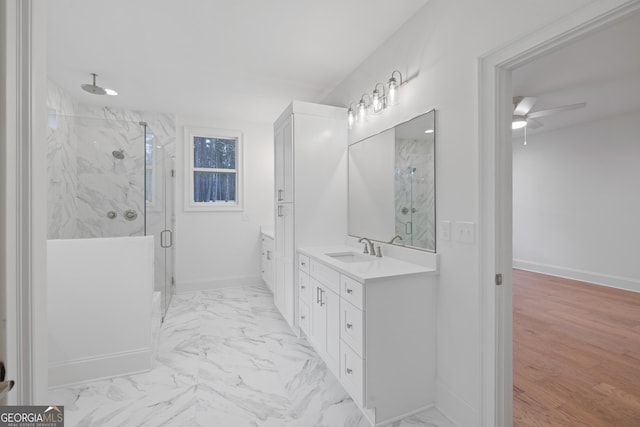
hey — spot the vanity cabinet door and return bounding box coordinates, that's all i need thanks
[274,203,294,327]
[309,278,340,375]
[310,279,324,351]
[261,235,274,291]
[324,285,340,373]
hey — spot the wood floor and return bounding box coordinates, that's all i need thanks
[513,269,640,426]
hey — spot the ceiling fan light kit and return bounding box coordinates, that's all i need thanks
[512,115,527,129]
[512,95,586,131]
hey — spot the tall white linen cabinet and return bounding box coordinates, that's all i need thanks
[273,101,347,328]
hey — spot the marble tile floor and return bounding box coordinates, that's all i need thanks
[50,284,456,427]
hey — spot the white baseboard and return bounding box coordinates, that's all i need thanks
[176,275,263,293]
[49,348,152,388]
[436,378,477,427]
[512,259,640,293]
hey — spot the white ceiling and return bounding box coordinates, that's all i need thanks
[47,0,429,122]
[512,11,640,136]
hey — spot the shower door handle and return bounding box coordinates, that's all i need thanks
[405,222,412,235]
[161,230,173,248]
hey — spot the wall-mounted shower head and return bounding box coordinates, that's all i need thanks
[81,73,118,96]
[112,149,125,160]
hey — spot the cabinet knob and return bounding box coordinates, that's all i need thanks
[346,288,353,294]
[301,261,306,266]
[301,315,306,320]
[346,323,353,329]
[346,368,353,375]
[301,285,306,290]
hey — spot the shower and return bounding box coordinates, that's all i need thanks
[80,73,118,96]
[112,148,125,160]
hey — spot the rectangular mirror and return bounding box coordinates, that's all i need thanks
[348,110,435,252]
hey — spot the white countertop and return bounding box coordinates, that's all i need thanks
[298,245,437,283]
[260,226,275,239]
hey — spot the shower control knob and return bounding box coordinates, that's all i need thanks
[106,211,117,219]
[124,209,138,221]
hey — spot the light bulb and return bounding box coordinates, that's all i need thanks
[372,85,384,114]
[356,99,367,122]
[387,78,398,107]
[347,107,355,129]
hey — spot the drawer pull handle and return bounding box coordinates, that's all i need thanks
[346,323,353,329]
[346,368,353,375]
[346,288,353,294]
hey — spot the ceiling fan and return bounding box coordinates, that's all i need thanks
[512,96,586,130]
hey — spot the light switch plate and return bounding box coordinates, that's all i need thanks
[455,221,476,244]
[440,220,451,241]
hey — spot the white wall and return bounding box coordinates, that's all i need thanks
[322,0,597,425]
[513,110,640,291]
[175,115,274,291]
[47,236,154,387]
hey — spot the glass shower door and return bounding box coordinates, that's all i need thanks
[145,128,175,320]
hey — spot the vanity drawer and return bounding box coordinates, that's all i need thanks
[299,301,310,334]
[310,260,340,294]
[298,254,310,274]
[341,299,363,357]
[298,270,311,304]
[341,341,364,407]
[341,275,363,310]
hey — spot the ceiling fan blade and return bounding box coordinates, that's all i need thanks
[527,118,543,129]
[513,96,537,116]
[527,102,586,119]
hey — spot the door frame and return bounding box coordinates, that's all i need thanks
[478,0,640,425]
[1,0,48,404]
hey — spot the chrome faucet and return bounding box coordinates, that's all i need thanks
[389,235,403,244]
[358,237,376,256]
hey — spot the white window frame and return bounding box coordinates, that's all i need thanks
[184,126,244,212]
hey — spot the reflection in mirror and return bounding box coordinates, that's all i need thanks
[348,110,435,252]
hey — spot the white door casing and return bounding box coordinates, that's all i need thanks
[1,0,49,404]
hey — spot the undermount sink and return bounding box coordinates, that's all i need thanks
[325,251,372,263]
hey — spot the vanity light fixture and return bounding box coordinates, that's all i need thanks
[371,83,385,114]
[347,103,356,129]
[356,94,371,123]
[346,69,411,129]
[386,70,403,107]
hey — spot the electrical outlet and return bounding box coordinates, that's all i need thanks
[440,220,451,241]
[455,221,476,244]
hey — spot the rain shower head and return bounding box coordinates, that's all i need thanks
[112,149,125,160]
[81,73,118,96]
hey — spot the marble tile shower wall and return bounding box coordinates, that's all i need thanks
[394,137,435,250]
[46,81,176,241]
[47,82,80,239]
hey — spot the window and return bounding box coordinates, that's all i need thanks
[185,126,243,211]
